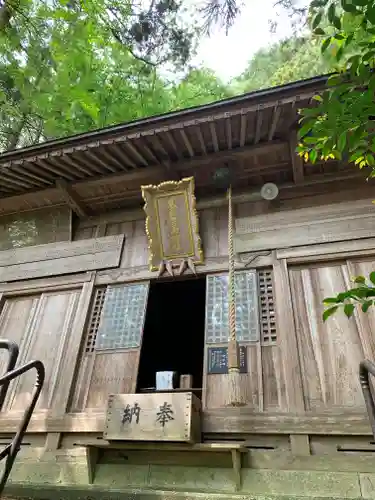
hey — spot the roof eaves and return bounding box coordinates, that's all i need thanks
[0,73,332,163]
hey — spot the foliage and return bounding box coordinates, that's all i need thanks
[232,36,334,93]
[297,0,375,171]
[323,273,375,320]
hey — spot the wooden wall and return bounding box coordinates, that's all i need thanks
[0,187,374,439]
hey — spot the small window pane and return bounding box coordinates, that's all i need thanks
[96,283,149,350]
[205,271,260,344]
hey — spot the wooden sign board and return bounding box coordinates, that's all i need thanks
[207,346,248,374]
[141,177,204,271]
[104,392,201,443]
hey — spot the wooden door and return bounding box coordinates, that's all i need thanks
[0,289,81,412]
[70,282,150,411]
[289,262,370,411]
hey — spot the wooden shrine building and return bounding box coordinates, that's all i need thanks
[0,74,375,500]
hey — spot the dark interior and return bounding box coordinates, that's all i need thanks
[136,277,206,392]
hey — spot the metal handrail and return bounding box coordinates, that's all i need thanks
[0,339,45,497]
[359,360,375,440]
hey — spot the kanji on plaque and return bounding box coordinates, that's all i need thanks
[104,393,201,443]
[121,403,141,424]
[156,402,174,427]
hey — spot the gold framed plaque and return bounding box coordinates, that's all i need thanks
[141,177,204,272]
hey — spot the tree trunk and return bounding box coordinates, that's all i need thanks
[6,114,27,151]
[0,0,15,32]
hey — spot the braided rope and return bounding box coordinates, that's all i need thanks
[228,185,236,342]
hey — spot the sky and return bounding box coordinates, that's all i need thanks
[192,0,304,82]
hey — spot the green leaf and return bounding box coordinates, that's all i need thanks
[322,37,332,52]
[328,3,337,24]
[362,300,373,313]
[370,271,375,285]
[367,6,375,24]
[312,11,323,29]
[344,303,355,318]
[338,131,347,151]
[314,27,326,35]
[354,275,366,284]
[336,46,344,61]
[323,297,340,304]
[310,148,318,163]
[323,306,339,321]
[333,15,342,30]
[341,0,360,13]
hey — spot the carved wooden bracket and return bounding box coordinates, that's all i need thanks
[158,258,197,278]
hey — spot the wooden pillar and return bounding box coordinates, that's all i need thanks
[273,257,305,413]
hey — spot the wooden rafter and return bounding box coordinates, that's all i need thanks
[268,105,282,141]
[56,179,89,218]
[180,129,194,157]
[209,122,219,152]
[254,109,263,144]
[226,119,232,150]
[240,113,247,148]
[124,141,148,166]
[195,127,207,155]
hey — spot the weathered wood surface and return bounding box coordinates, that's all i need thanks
[0,289,82,411]
[70,350,140,412]
[0,409,372,435]
[0,235,124,282]
[104,392,201,443]
[289,262,370,412]
[235,198,375,253]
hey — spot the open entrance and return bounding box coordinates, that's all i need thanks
[137,276,206,393]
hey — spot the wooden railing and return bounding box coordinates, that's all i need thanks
[0,340,44,497]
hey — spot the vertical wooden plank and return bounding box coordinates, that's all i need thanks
[290,434,310,456]
[289,264,366,410]
[94,225,107,238]
[273,257,305,413]
[44,432,61,451]
[52,276,96,414]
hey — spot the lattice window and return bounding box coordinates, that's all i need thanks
[85,287,107,353]
[258,269,277,345]
[205,271,260,344]
[96,283,149,350]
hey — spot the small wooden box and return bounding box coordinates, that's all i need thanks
[104,392,201,443]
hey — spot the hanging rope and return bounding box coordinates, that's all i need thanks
[228,185,236,343]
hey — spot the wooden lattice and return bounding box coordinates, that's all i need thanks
[85,287,107,353]
[258,269,277,345]
[205,271,260,344]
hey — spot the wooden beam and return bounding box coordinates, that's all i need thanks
[0,409,371,435]
[290,132,304,184]
[56,179,89,217]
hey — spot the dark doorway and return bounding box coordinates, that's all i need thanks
[136,277,206,392]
